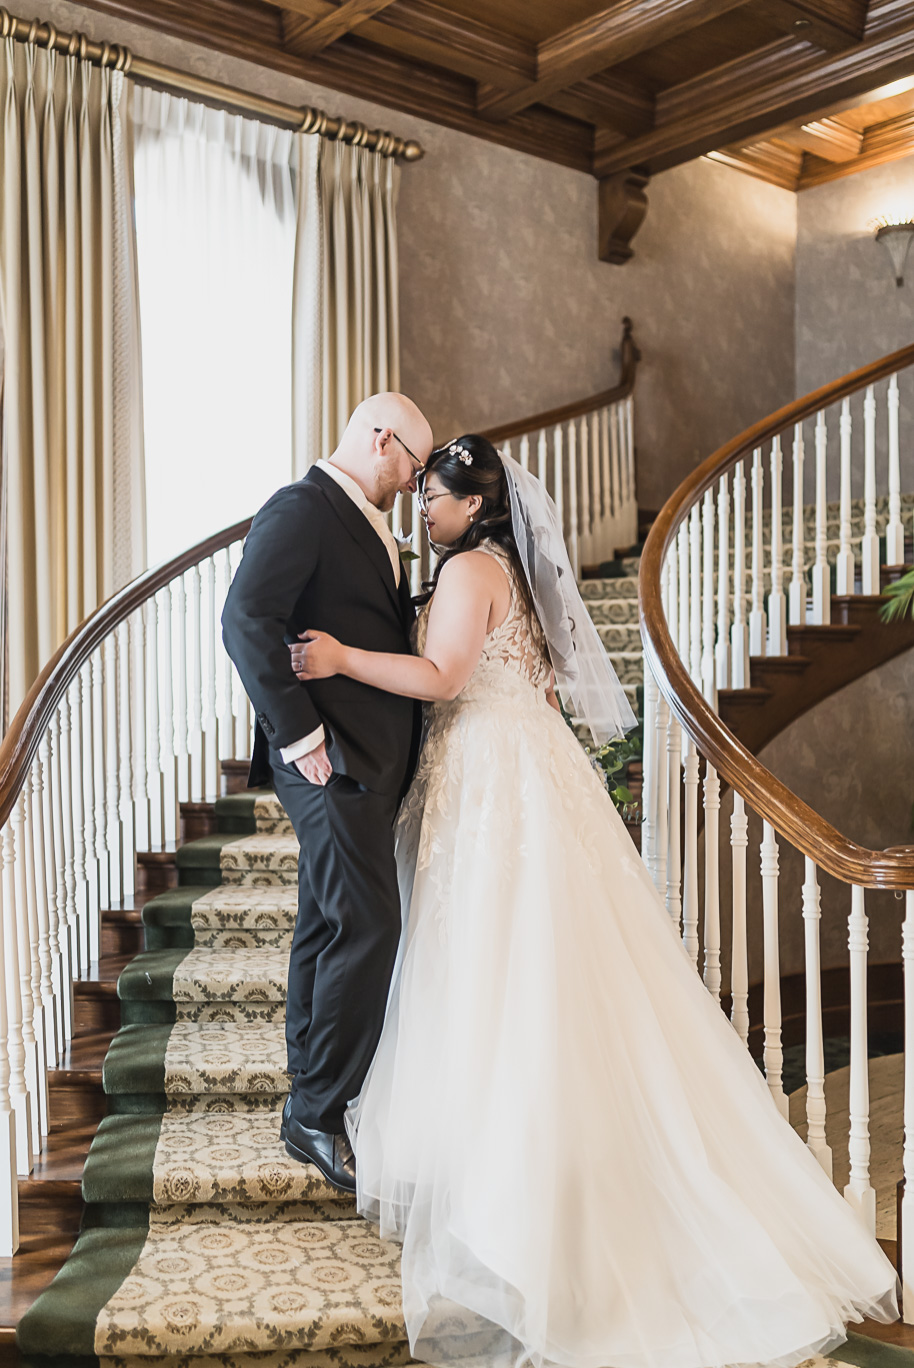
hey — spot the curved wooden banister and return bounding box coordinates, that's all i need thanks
[639,342,914,891]
[0,517,253,829]
[482,317,639,444]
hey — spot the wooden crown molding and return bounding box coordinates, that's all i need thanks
[780,114,863,159]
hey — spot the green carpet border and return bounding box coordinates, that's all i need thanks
[141,885,217,952]
[82,1114,164,1205]
[102,1023,172,1097]
[16,1223,149,1358]
[214,791,260,832]
[834,1332,914,1368]
[117,949,188,1003]
[176,834,240,886]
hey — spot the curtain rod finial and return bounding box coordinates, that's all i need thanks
[399,140,424,163]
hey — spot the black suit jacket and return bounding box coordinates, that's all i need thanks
[222,465,421,798]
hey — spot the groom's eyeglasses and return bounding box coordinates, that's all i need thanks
[374,427,424,471]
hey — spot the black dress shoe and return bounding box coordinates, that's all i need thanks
[279,1094,292,1144]
[284,1117,357,1194]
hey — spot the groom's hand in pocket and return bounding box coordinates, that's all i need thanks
[294,740,332,786]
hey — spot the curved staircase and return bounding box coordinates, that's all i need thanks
[5,339,914,1363]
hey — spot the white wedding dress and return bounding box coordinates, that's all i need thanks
[346,540,898,1368]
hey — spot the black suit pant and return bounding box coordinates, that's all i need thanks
[270,758,401,1134]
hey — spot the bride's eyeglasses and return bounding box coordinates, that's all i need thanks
[417,490,452,516]
[374,426,424,472]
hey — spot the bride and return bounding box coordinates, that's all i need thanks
[289,434,898,1368]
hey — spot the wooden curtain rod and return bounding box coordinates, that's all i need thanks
[0,7,424,162]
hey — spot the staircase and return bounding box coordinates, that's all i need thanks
[5,340,914,1361]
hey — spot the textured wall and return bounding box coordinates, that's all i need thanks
[27,0,796,510]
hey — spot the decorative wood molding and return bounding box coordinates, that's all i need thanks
[280,0,398,59]
[779,114,863,159]
[477,0,747,123]
[595,9,914,175]
[639,341,914,891]
[706,139,803,190]
[598,170,650,266]
[754,0,868,50]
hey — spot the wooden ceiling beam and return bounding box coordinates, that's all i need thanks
[544,74,655,139]
[476,0,749,123]
[798,107,914,185]
[706,139,804,189]
[594,6,914,176]
[779,114,863,158]
[277,0,535,88]
[752,0,868,51]
[279,0,397,58]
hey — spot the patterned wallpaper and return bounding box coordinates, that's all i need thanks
[28,0,797,511]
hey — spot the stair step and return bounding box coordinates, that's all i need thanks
[103,1022,289,1104]
[117,947,288,1024]
[219,834,300,887]
[82,1112,354,1212]
[18,1215,407,1362]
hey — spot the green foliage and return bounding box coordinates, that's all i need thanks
[560,697,643,817]
[880,566,914,623]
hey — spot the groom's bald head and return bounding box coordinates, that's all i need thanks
[332,392,434,512]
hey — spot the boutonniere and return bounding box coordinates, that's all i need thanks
[396,533,419,564]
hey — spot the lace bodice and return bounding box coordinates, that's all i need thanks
[415,541,552,707]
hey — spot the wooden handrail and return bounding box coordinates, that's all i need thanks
[482,317,639,444]
[0,517,253,830]
[639,342,914,891]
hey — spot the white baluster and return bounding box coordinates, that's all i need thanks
[811,411,831,626]
[218,553,236,775]
[68,677,88,975]
[0,819,19,1254]
[654,685,669,897]
[665,550,682,930]
[117,623,136,899]
[844,885,876,1231]
[59,694,80,985]
[160,584,178,843]
[887,374,904,566]
[519,434,530,472]
[23,779,51,1138]
[768,436,787,656]
[174,573,190,804]
[701,490,716,706]
[410,495,423,596]
[729,793,749,1045]
[836,397,855,596]
[749,448,767,657]
[14,794,43,1147]
[902,891,914,1320]
[48,716,73,1046]
[131,614,150,858]
[189,566,205,803]
[689,505,701,684]
[2,821,33,1174]
[625,394,636,539]
[703,760,721,1004]
[678,522,689,678]
[802,858,832,1177]
[578,415,589,561]
[537,429,547,488]
[682,741,700,967]
[553,425,564,542]
[862,385,879,596]
[203,556,219,801]
[104,634,122,903]
[567,421,579,576]
[641,664,658,877]
[91,653,110,925]
[80,664,99,966]
[590,411,600,539]
[716,473,730,692]
[146,598,164,849]
[731,461,749,688]
[789,422,806,626]
[610,405,621,534]
[760,821,788,1117]
[601,408,612,562]
[34,742,60,1068]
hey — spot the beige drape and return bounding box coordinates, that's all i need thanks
[293,135,401,473]
[0,39,144,723]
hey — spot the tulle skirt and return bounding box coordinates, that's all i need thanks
[346,687,898,1368]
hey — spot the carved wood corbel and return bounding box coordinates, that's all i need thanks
[598,168,650,264]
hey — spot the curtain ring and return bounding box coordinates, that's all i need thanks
[0,11,12,40]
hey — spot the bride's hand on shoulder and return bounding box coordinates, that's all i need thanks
[290,630,344,680]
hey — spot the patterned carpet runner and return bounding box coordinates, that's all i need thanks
[15,570,914,1365]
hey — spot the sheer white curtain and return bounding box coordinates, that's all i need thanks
[133,89,297,567]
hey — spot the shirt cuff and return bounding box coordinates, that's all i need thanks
[280,724,325,763]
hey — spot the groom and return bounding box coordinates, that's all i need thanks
[222,394,433,1192]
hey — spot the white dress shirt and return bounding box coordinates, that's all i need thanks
[281,460,402,764]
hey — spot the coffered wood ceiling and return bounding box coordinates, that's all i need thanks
[71,0,914,255]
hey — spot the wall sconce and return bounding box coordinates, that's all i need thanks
[871,216,914,287]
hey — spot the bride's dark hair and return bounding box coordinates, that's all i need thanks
[416,434,545,653]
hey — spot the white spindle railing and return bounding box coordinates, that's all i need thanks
[640,346,914,1318]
